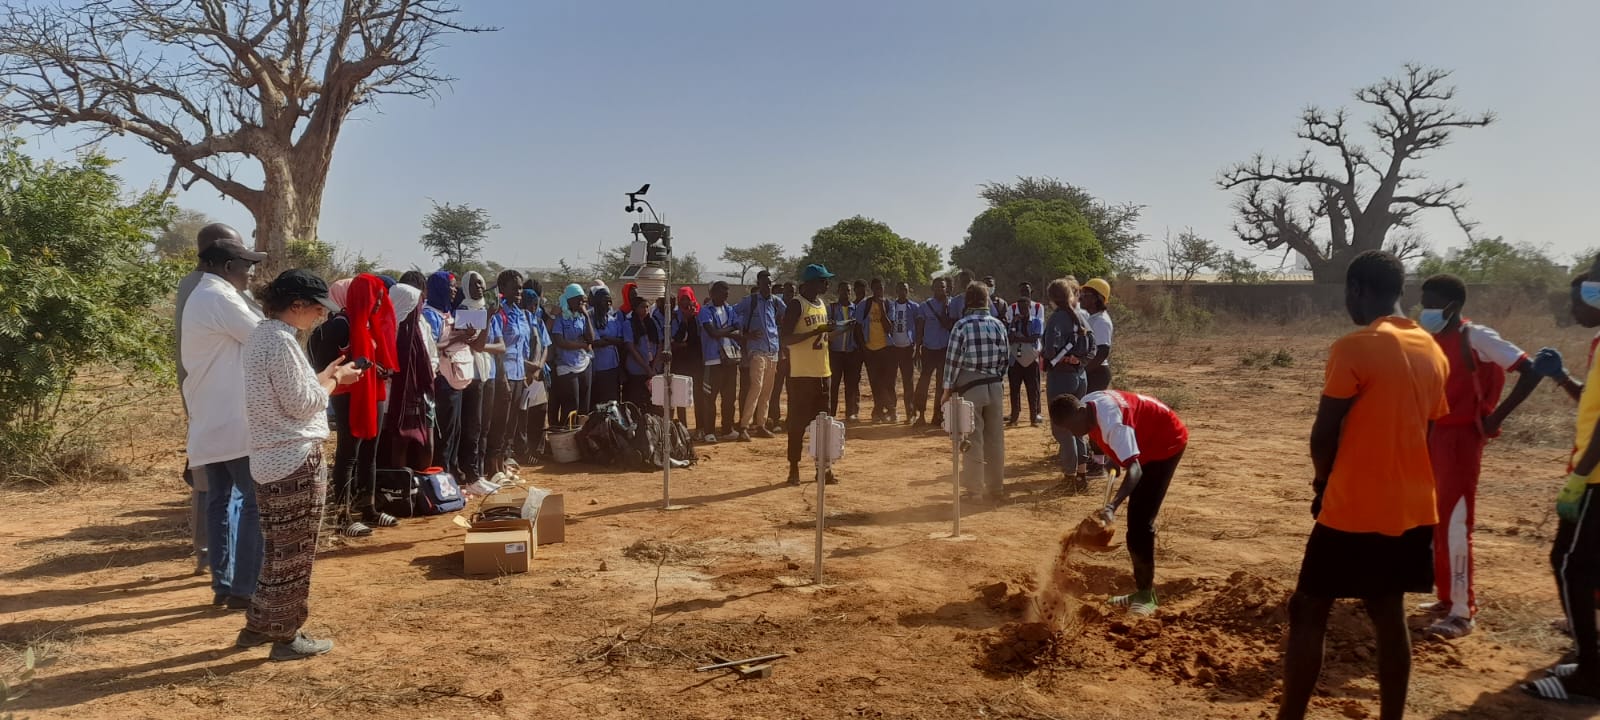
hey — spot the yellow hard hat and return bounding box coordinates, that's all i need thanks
[1083,278,1111,302]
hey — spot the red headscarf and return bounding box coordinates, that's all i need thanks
[619,282,639,314]
[677,286,700,314]
[344,274,396,439]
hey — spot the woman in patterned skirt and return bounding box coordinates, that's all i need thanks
[238,269,363,661]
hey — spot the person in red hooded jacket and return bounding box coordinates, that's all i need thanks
[307,273,395,536]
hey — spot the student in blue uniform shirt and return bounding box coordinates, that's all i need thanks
[767,280,797,430]
[697,282,744,442]
[947,271,975,319]
[1007,281,1046,426]
[519,286,553,461]
[589,287,626,408]
[735,271,786,440]
[623,285,669,410]
[914,277,955,427]
[550,284,595,427]
[829,280,862,421]
[484,271,529,479]
[888,281,921,423]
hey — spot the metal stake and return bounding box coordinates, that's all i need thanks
[814,412,828,585]
[951,410,962,538]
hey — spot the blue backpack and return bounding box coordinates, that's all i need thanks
[414,467,466,515]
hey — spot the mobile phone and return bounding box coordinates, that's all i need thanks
[352,357,372,370]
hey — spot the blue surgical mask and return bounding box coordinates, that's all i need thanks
[1418,308,1449,335]
[1582,281,1600,310]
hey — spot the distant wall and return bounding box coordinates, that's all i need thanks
[1120,281,1561,321]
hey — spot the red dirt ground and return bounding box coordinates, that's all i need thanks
[2,316,1595,719]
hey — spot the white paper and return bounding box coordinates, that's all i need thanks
[454,309,488,330]
[520,379,549,409]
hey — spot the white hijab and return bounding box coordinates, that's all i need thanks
[390,284,421,322]
[461,271,487,311]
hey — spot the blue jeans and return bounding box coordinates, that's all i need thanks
[202,457,262,599]
[1047,367,1088,474]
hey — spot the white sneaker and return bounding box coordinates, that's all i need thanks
[462,479,500,497]
[702,433,719,444]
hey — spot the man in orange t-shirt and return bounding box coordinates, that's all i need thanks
[1277,251,1449,720]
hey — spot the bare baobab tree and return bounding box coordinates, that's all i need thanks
[1218,65,1494,283]
[0,1,492,261]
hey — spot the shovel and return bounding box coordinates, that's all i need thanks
[1070,468,1119,553]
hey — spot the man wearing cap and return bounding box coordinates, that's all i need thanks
[781,265,840,485]
[180,225,267,610]
[1080,278,1115,393]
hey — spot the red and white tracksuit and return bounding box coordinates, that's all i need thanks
[1429,322,1524,619]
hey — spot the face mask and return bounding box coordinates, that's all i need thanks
[1582,281,1600,310]
[1418,308,1449,335]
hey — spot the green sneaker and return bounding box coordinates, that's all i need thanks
[1109,590,1158,616]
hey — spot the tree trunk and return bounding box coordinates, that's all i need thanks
[1307,254,1345,284]
[246,146,329,270]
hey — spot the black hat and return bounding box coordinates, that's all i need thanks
[198,223,268,263]
[268,269,340,312]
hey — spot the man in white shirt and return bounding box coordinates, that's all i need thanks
[181,230,267,609]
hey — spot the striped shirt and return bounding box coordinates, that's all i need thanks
[943,308,1011,389]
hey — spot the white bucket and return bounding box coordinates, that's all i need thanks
[548,429,582,464]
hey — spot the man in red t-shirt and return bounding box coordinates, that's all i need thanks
[1416,274,1543,639]
[1049,389,1188,615]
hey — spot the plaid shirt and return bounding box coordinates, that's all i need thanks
[944,308,1011,389]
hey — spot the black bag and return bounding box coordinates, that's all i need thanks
[618,401,696,471]
[375,467,419,519]
[576,402,632,466]
[414,467,466,515]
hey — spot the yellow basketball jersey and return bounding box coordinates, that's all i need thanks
[789,296,831,378]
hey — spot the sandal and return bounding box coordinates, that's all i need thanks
[1110,591,1159,616]
[1416,600,1450,615]
[1548,664,1579,679]
[365,512,399,528]
[341,521,373,538]
[1424,615,1474,639]
[1522,675,1599,703]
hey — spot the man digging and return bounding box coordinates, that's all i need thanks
[1049,389,1188,616]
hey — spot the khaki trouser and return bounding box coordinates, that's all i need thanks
[741,353,779,429]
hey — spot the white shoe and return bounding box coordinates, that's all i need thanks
[702,433,719,444]
[462,479,500,497]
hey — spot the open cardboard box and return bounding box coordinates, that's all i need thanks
[477,487,565,546]
[462,518,533,576]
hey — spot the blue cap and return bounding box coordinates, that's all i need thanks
[801,264,835,281]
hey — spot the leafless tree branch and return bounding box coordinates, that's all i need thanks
[1215,64,1493,281]
[0,0,494,254]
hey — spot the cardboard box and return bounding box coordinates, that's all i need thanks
[463,518,533,576]
[477,488,565,546]
[536,493,565,546]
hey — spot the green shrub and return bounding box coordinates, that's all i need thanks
[0,140,181,482]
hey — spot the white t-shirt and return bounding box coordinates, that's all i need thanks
[181,273,263,467]
[1088,311,1114,363]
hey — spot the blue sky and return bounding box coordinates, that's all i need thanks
[20,1,1600,274]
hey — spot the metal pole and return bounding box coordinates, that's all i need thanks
[814,412,827,585]
[661,356,672,507]
[662,286,673,510]
[951,408,962,538]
